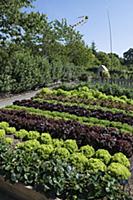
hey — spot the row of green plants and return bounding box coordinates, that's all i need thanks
[33,98,133,117]
[36,87,133,112]
[38,87,133,105]
[36,91,133,112]
[89,83,133,100]
[0,108,133,157]
[59,82,133,100]
[6,105,133,134]
[0,133,132,199]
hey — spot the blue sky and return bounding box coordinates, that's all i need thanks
[30,0,133,57]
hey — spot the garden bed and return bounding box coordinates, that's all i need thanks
[0,176,48,200]
[1,86,133,199]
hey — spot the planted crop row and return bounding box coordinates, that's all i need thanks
[0,109,133,157]
[14,99,133,126]
[37,87,133,105]
[33,98,133,117]
[0,138,131,199]
[6,105,133,133]
[35,91,133,112]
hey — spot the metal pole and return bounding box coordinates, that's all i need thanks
[106,8,113,70]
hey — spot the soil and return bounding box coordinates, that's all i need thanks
[0,191,15,200]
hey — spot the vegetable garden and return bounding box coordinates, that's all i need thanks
[0,86,133,199]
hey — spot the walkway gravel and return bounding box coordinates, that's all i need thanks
[0,90,39,108]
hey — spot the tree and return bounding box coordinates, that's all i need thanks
[108,53,121,69]
[96,51,111,68]
[123,48,133,65]
[91,41,97,55]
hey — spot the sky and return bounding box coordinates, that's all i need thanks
[29,0,133,57]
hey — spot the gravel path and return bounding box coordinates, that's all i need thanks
[0,90,39,108]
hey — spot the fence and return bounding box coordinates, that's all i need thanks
[90,78,133,88]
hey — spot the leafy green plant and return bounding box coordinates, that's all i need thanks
[0,121,9,129]
[0,129,6,138]
[53,138,64,147]
[15,129,29,139]
[88,158,107,173]
[0,140,132,199]
[80,145,95,158]
[4,137,13,144]
[37,144,54,159]
[111,152,130,168]
[40,133,52,144]
[53,147,70,160]
[95,149,112,165]
[17,139,40,151]
[26,131,40,140]
[64,139,78,153]
[5,127,16,135]
[69,153,88,171]
[107,162,131,180]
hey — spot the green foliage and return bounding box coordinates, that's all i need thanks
[0,137,132,199]
[15,129,29,139]
[80,145,95,158]
[40,133,52,144]
[53,147,70,160]
[64,139,78,153]
[112,152,130,168]
[52,138,64,147]
[123,48,133,65]
[26,131,40,140]
[88,158,107,173]
[90,83,133,99]
[5,127,16,135]
[69,153,88,171]
[37,144,54,159]
[17,139,40,150]
[108,163,131,180]
[8,104,133,134]
[4,137,13,144]
[0,122,9,129]
[95,149,112,165]
[0,129,6,138]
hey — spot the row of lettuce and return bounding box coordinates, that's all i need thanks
[0,86,133,199]
[0,122,132,199]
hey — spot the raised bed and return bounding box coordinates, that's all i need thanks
[0,176,50,200]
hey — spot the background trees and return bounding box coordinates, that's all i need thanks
[0,0,133,93]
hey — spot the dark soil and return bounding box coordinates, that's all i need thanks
[0,191,16,200]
